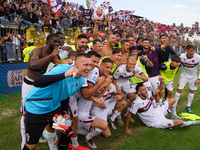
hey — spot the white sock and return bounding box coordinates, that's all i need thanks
[180,121,199,127]
[110,110,121,122]
[20,115,26,144]
[126,99,130,105]
[71,137,79,148]
[187,93,194,107]
[156,103,160,107]
[46,130,57,150]
[86,128,101,140]
[117,113,122,119]
[77,128,89,136]
[159,98,163,103]
[171,92,180,116]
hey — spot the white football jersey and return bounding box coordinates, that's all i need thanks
[101,83,116,105]
[113,64,143,83]
[87,67,100,85]
[180,53,200,78]
[77,67,100,114]
[129,92,158,127]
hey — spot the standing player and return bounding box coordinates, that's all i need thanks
[129,46,153,99]
[173,45,200,116]
[125,77,200,134]
[46,32,72,72]
[138,33,173,104]
[158,34,176,64]
[159,55,180,104]
[22,53,92,150]
[20,33,60,149]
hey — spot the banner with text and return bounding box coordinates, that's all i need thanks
[0,63,28,94]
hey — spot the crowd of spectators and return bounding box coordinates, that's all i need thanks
[0,0,200,63]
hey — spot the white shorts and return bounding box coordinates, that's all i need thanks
[130,84,137,93]
[91,106,108,121]
[107,100,117,116]
[152,101,174,129]
[78,113,95,131]
[20,76,34,114]
[165,81,173,91]
[68,94,79,117]
[178,75,198,90]
[117,80,134,94]
[149,76,160,90]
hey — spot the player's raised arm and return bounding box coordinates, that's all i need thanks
[161,32,173,50]
[93,18,101,40]
[152,76,165,96]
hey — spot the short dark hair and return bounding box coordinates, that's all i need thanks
[75,53,90,61]
[102,58,114,64]
[126,34,134,39]
[136,83,144,92]
[186,44,195,50]
[77,34,88,40]
[136,37,143,43]
[88,50,101,58]
[171,54,181,62]
[113,31,122,37]
[47,33,59,40]
[142,38,150,42]
[121,40,129,46]
[93,39,102,45]
[28,43,34,46]
[129,46,138,52]
[112,48,123,55]
[159,34,166,39]
[68,51,78,58]
[56,31,64,35]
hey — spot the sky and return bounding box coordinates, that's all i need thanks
[68,0,200,27]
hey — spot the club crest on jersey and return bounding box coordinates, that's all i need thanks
[192,60,195,63]
[88,116,93,119]
[26,133,30,142]
[168,123,172,127]
[76,83,79,87]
